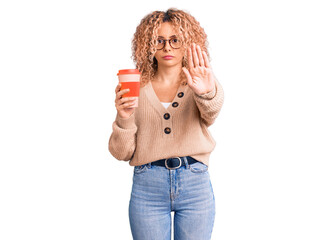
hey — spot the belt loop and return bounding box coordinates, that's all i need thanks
[147,162,151,168]
[183,156,190,169]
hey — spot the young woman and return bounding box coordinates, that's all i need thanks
[109,8,224,240]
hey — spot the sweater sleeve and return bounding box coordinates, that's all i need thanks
[108,112,137,161]
[193,78,224,127]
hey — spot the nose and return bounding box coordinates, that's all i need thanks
[163,40,172,51]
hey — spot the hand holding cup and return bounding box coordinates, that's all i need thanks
[115,83,137,119]
[115,69,141,119]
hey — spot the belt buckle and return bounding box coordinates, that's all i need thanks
[165,157,182,170]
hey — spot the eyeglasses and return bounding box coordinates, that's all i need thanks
[156,37,182,50]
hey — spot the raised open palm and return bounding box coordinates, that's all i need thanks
[182,43,216,95]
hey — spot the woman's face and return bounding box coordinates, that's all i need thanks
[154,22,185,68]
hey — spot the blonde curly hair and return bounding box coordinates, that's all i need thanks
[131,8,210,87]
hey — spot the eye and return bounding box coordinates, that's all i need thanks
[171,38,178,43]
[157,39,165,44]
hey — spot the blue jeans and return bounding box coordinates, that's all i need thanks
[129,157,215,240]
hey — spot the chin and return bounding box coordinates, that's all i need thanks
[161,63,179,68]
[158,59,182,66]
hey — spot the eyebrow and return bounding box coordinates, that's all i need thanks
[158,35,177,38]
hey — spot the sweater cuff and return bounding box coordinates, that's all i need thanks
[196,84,216,100]
[115,112,136,129]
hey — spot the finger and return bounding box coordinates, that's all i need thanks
[187,46,194,69]
[196,45,205,67]
[192,43,199,67]
[120,101,136,109]
[116,98,135,108]
[182,67,193,86]
[116,88,130,100]
[119,97,136,105]
[202,51,211,68]
[115,83,121,94]
[117,88,130,98]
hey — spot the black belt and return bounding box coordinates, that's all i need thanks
[150,156,198,170]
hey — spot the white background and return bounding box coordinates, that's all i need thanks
[1,0,332,239]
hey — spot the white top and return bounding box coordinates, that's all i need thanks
[161,102,171,109]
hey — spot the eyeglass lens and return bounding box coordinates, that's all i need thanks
[156,38,181,49]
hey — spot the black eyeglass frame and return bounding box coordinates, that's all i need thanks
[156,38,182,50]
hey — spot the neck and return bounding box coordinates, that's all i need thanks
[154,64,183,85]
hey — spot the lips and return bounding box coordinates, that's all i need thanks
[162,55,174,60]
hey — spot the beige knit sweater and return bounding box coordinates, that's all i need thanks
[108,78,224,167]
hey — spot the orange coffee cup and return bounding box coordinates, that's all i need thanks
[117,69,141,107]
